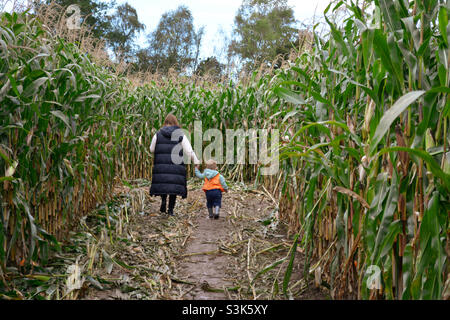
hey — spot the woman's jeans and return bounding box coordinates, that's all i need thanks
[160,194,176,214]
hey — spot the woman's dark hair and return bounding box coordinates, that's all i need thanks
[163,114,180,127]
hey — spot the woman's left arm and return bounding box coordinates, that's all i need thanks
[182,135,200,165]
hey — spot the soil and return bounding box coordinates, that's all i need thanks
[77,181,330,300]
[176,191,233,299]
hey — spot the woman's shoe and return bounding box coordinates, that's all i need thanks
[160,200,166,213]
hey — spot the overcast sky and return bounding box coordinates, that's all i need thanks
[1,0,332,59]
[116,0,332,59]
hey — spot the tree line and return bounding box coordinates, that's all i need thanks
[38,0,306,78]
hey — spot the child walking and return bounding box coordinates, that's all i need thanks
[195,160,228,219]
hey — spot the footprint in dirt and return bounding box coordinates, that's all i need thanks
[178,190,234,299]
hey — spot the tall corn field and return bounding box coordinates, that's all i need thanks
[0,12,148,269]
[270,0,450,299]
[0,0,449,300]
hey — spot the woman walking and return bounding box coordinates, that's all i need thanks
[149,114,200,216]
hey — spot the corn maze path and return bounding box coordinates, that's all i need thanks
[82,182,329,300]
[176,190,234,299]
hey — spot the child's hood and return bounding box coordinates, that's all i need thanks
[203,168,220,180]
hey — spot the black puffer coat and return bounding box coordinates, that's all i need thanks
[149,126,187,198]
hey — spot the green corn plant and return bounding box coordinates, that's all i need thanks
[0,12,146,272]
[1,0,448,300]
[272,0,449,299]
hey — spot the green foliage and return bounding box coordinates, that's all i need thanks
[273,0,449,299]
[39,0,144,63]
[106,2,145,62]
[0,11,148,272]
[1,0,449,300]
[194,56,225,80]
[146,5,204,73]
[230,0,298,69]
[41,0,115,39]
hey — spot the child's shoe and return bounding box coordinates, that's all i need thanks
[213,206,220,219]
[208,207,214,219]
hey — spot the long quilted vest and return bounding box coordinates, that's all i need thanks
[149,126,187,198]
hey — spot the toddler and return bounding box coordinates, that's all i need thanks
[195,160,228,219]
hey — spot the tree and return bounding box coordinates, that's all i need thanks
[42,0,115,40]
[106,2,145,62]
[192,26,205,73]
[39,1,144,63]
[230,0,298,70]
[194,56,224,80]
[130,47,153,74]
[147,5,203,74]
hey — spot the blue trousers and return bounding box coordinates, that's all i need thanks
[205,189,222,208]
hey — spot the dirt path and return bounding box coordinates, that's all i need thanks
[37,180,330,300]
[176,192,232,299]
[173,185,329,300]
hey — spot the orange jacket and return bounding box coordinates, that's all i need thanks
[202,173,225,192]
